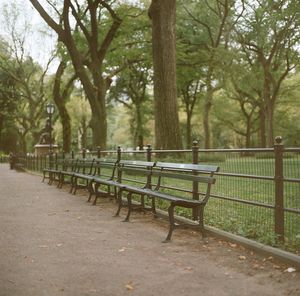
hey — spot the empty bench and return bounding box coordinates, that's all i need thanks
[115,162,219,242]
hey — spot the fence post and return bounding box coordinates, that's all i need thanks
[146,144,152,190]
[274,136,284,243]
[117,146,121,162]
[82,148,86,174]
[192,140,199,220]
[146,144,152,162]
[97,146,101,159]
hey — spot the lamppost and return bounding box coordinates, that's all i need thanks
[46,103,55,168]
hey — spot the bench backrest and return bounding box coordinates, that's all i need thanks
[75,159,95,174]
[118,160,155,188]
[92,158,119,180]
[62,158,78,171]
[152,162,219,203]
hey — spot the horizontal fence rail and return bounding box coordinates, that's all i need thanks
[14,137,300,254]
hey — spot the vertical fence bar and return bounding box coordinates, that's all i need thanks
[55,153,58,170]
[97,146,101,175]
[117,146,121,162]
[274,136,284,243]
[117,146,122,183]
[146,144,152,190]
[82,148,86,174]
[192,140,199,220]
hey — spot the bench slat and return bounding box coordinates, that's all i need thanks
[155,162,219,173]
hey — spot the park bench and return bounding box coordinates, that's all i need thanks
[113,160,156,217]
[88,159,122,205]
[42,158,65,184]
[71,158,118,202]
[14,162,25,172]
[69,158,95,195]
[56,158,80,189]
[115,162,219,242]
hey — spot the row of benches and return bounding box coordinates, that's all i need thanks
[43,158,219,242]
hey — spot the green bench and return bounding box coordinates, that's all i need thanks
[114,161,219,242]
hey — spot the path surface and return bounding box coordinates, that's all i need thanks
[0,163,299,296]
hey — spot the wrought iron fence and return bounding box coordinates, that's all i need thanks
[17,137,300,253]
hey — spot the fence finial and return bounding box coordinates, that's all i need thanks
[275,136,282,144]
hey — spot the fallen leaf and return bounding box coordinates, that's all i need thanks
[253,264,260,269]
[184,266,193,271]
[273,265,281,269]
[239,256,246,260]
[125,281,133,291]
[56,243,63,247]
[284,267,296,273]
[118,247,126,252]
[229,243,237,248]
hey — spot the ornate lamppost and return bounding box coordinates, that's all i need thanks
[46,103,55,168]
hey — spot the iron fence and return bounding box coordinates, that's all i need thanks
[17,137,300,253]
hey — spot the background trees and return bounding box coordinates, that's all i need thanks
[0,0,300,153]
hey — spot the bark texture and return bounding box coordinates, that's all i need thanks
[149,0,182,150]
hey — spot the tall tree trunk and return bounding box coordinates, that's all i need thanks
[63,36,107,149]
[149,0,182,150]
[53,62,73,153]
[203,74,213,149]
[265,100,275,147]
[135,103,144,150]
[186,111,192,148]
[245,117,251,148]
[0,117,3,150]
[259,107,266,148]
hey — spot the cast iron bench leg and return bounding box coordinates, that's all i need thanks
[92,183,100,205]
[114,188,124,217]
[123,192,132,222]
[151,196,157,216]
[87,180,94,202]
[164,202,176,243]
[198,206,206,238]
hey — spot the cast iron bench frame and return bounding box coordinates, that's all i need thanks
[115,161,219,242]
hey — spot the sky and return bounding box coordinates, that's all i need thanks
[0,0,57,71]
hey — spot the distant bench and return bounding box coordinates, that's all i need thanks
[42,158,219,242]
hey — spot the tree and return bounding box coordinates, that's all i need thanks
[0,42,19,152]
[148,0,183,149]
[109,62,152,149]
[52,60,76,153]
[29,0,123,149]
[236,0,300,147]
[183,0,244,148]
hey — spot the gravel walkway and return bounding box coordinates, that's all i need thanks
[0,163,299,296]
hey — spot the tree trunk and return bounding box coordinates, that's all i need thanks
[0,117,3,149]
[203,78,213,149]
[149,0,182,150]
[135,103,144,150]
[259,107,266,148]
[53,62,72,153]
[186,111,192,148]
[265,100,275,147]
[245,117,251,148]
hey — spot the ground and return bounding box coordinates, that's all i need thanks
[0,163,299,296]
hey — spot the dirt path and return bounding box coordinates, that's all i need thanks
[0,163,299,296]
